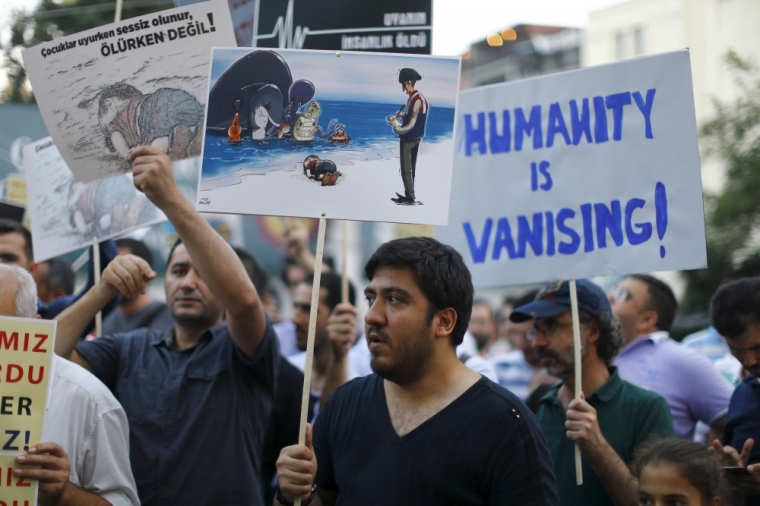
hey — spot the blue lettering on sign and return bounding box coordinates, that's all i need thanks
[462,88,656,157]
[462,183,668,264]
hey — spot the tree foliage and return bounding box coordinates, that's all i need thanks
[680,52,760,312]
[2,0,173,102]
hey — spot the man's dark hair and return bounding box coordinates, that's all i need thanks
[711,277,760,339]
[116,238,154,270]
[583,309,624,366]
[0,219,33,262]
[304,271,356,312]
[233,246,270,296]
[630,274,677,332]
[364,237,473,347]
[41,257,75,296]
[166,238,183,267]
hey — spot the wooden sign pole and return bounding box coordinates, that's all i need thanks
[341,221,349,304]
[93,238,102,338]
[569,279,583,485]
[294,213,327,506]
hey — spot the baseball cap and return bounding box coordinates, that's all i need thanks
[509,279,611,323]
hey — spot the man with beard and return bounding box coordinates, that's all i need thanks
[708,277,760,504]
[276,237,558,506]
[52,146,279,506]
[519,280,673,506]
[467,299,498,357]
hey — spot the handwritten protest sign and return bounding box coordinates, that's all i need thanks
[0,317,56,506]
[23,137,166,262]
[198,49,460,225]
[436,50,706,286]
[22,0,235,182]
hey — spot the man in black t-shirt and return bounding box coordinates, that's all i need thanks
[276,237,558,506]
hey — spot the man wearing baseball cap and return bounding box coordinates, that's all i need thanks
[519,279,674,506]
[387,67,427,205]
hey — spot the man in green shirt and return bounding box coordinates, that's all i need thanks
[520,280,674,506]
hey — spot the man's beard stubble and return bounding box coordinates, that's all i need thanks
[369,325,436,387]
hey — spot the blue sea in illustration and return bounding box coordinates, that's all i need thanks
[201,100,455,182]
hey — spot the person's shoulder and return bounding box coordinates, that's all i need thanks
[469,377,535,416]
[52,356,124,412]
[618,376,670,406]
[326,374,381,407]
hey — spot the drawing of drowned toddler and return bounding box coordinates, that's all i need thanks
[98,84,203,159]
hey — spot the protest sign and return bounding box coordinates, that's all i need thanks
[436,50,706,287]
[23,137,165,262]
[22,0,235,182]
[198,48,460,225]
[0,317,56,506]
[253,0,432,54]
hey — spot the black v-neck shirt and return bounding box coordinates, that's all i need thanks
[313,374,559,505]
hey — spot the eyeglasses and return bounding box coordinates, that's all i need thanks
[526,320,575,342]
[609,287,632,303]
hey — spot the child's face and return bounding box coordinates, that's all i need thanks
[638,463,718,506]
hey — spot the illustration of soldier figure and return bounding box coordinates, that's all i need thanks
[98,84,203,160]
[387,68,428,205]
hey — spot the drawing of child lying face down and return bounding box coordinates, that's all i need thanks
[98,84,204,159]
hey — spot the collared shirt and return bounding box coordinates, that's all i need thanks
[532,367,674,506]
[44,356,139,506]
[76,320,279,506]
[615,331,733,439]
[491,350,537,400]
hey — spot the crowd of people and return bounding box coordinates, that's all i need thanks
[0,146,758,506]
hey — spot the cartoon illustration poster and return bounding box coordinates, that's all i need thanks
[198,49,460,225]
[21,0,235,182]
[23,137,166,262]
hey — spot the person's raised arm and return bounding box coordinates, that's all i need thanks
[320,303,358,406]
[565,397,638,506]
[129,146,266,359]
[54,254,154,369]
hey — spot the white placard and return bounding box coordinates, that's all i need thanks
[197,48,460,225]
[23,137,165,262]
[436,50,706,287]
[22,0,235,182]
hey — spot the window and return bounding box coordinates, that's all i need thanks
[634,28,645,56]
[616,33,626,60]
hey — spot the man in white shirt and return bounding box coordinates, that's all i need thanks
[1,262,139,506]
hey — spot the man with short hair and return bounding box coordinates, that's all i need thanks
[610,274,733,440]
[288,271,367,408]
[35,257,76,303]
[102,237,173,334]
[468,299,498,357]
[277,237,558,506]
[709,277,760,503]
[491,289,553,401]
[0,263,138,506]
[520,279,674,506]
[0,218,117,326]
[53,146,279,506]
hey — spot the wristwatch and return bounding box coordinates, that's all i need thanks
[276,483,317,506]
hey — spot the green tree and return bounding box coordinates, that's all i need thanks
[680,52,760,313]
[2,0,173,102]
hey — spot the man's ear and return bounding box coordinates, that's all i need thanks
[638,309,659,330]
[584,318,601,345]
[434,308,457,340]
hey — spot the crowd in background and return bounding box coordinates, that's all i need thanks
[0,148,758,506]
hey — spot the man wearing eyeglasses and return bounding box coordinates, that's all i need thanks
[609,274,733,441]
[708,277,760,504]
[519,279,674,506]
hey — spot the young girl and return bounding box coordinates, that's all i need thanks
[631,439,731,506]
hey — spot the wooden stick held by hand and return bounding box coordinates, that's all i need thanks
[341,221,348,304]
[295,214,327,506]
[569,279,583,486]
[93,238,102,338]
